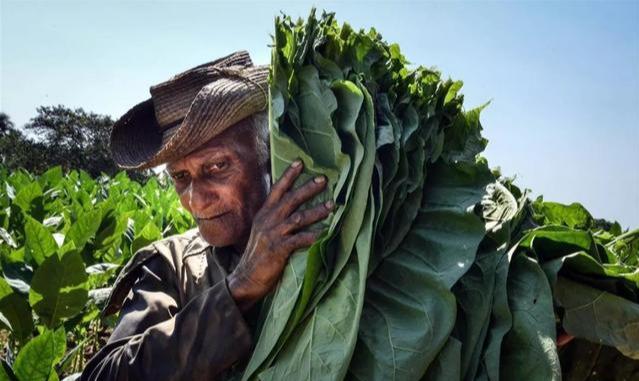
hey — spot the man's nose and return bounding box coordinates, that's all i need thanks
[187,178,217,216]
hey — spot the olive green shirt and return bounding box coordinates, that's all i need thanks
[81,228,255,380]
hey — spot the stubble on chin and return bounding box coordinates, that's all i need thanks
[196,213,243,248]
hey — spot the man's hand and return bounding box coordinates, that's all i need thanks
[227,160,334,312]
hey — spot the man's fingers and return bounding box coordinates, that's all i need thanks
[279,200,334,235]
[265,160,304,207]
[278,175,327,217]
[284,231,321,252]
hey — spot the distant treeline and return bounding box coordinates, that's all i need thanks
[0,107,148,180]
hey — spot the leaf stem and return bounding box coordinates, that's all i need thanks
[605,228,639,248]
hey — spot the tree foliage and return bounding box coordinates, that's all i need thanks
[0,108,147,179]
[0,112,48,174]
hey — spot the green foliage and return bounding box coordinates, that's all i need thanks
[0,109,148,180]
[0,277,33,342]
[559,338,639,380]
[0,113,49,175]
[1,10,637,381]
[351,162,493,381]
[29,250,89,328]
[238,9,639,381]
[13,328,65,381]
[0,166,193,379]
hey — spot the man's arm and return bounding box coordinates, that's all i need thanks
[226,160,334,312]
[81,256,252,381]
[82,160,333,380]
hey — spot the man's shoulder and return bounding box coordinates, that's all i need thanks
[102,228,210,316]
[122,227,207,278]
[145,228,206,251]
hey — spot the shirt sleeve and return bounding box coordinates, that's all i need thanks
[80,255,253,381]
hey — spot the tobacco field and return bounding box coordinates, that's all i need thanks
[0,167,193,380]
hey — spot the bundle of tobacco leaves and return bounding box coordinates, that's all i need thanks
[234,10,638,381]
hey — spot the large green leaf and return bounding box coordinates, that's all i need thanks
[24,215,57,265]
[14,181,44,219]
[302,78,375,318]
[555,276,639,359]
[435,176,522,381]
[64,208,102,250]
[532,200,594,230]
[349,161,492,381]
[421,337,462,381]
[2,247,33,296]
[37,166,63,189]
[256,191,375,381]
[243,20,357,376]
[0,277,33,341]
[28,249,88,328]
[451,249,502,381]
[500,253,561,381]
[441,104,488,163]
[13,327,65,381]
[130,221,163,254]
[92,206,128,252]
[474,248,512,381]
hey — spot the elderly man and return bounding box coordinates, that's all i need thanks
[81,51,333,380]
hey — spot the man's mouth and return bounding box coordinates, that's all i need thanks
[196,211,230,222]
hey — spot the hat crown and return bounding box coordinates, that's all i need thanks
[150,50,253,129]
[110,51,270,169]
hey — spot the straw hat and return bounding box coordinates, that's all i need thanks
[110,50,269,169]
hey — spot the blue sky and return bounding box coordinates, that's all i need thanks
[1,0,638,227]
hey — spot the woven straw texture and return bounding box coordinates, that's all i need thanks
[110,51,268,169]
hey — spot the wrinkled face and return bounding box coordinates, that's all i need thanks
[166,121,268,250]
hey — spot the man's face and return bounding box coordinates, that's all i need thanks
[166,121,268,250]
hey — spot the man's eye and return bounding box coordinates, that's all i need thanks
[170,172,188,181]
[207,161,228,172]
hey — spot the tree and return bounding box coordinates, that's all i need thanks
[0,108,148,179]
[0,112,14,134]
[0,112,47,172]
[23,105,117,176]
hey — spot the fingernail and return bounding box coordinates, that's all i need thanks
[292,160,302,168]
[325,200,334,209]
[314,176,326,184]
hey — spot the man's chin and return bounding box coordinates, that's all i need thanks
[197,225,236,248]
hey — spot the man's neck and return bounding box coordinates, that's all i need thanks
[231,239,248,258]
